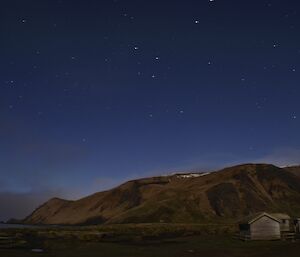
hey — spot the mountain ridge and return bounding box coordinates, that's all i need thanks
[23,163,300,225]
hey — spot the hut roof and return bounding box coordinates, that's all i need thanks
[271,213,291,220]
[239,212,281,225]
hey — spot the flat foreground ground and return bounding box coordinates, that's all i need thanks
[1,235,300,257]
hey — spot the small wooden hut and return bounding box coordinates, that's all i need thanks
[239,212,281,240]
[271,213,291,232]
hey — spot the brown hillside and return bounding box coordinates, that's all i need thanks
[286,166,300,178]
[23,164,300,225]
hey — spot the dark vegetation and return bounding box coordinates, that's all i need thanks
[1,225,300,257]
[206,183,240,217]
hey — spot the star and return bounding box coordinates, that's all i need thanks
[195,20,199,24]
[151,74,156,78]
[292,115,297,120]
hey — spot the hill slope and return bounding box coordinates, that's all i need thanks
[286,166,300,178]
[23,164,300,225]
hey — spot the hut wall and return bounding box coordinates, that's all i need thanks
[250,216,281,240]
[279,219,291,232]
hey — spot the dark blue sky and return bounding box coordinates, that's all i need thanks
[1,0,300,220]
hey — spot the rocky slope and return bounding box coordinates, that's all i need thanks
[23,164,300,225]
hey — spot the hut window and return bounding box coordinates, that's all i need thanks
[282,219,286,224]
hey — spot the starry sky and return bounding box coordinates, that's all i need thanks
[1,0,300,220]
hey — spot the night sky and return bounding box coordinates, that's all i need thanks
[1,0,300,220]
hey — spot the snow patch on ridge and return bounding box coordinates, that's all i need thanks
[176,173,209,179]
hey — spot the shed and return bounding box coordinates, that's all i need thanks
[239,212,281,240]
[294,218,300,234]
[271,213,291,232]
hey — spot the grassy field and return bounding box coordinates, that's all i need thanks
[1,235,300,257]
[1,224,300,257]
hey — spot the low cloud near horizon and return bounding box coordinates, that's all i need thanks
[0,178,127,222]
[253,148,300,167]
[0,189,64,222]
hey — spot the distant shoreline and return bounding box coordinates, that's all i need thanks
[0,223,42,229]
